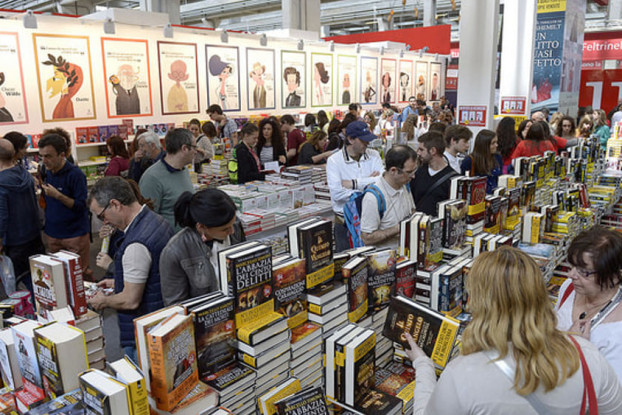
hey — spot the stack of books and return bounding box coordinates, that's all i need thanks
[375,361,417,414]
[289,322,323,389]
[307,281,348,338]
[274,386,329,415]
[281,166,313,185]
[205,362,256,414]
[258,377,301,415]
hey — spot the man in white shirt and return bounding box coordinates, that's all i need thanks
[443,125,472,173]
[360,145,417,249]
[327,120,384,252]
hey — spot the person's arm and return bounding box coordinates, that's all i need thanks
[105,158,121,177]
[139,171,162,213]
[592,342,622,414]
[354,154,384,189]
[237,146,265,183]
[326,157,354,206]
[158,242,190,306]
[286,131,298,160]
[198,136,213,161]
[310,150,332,164]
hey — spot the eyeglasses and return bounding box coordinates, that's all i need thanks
[97,202,110,222]
[186,144,197,150]
[572,265,597,279]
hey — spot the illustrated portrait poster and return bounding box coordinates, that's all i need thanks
[380,58,397,105]
[33,34,96,122]
[281,51,306,109]
[206,45,240,112]
[398,60,413,103]
[246,48,275,110]
[429,62,442,102]
[360,56,378,105]
[157,41,199,115]
[102,38,153,118]
[310,53,333,107]
[415,61,429,101]
[337,55,357,107]
[0,33,28,125]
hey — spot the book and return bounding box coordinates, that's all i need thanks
[345,329,376,406]
[46,306,76,326]
[180,292,224,315]
[273,257,307,329]
[29,255,69,316]
[258,377,301,415]
[399,213,423,260]
[290,218,335,289]
[306,281,346,306]
[25,388,85,414]
[375,361,417,405]
[383,295,460,369]
[236,311,287,346]
[107,356,149,415]
[80,369,131,415]
[439,200,467,250]
[275,386,328,415]
[483,196,502,234]
[324,324,358,401]
[365,249,397,313]
[464,177,486,224]
[51,250,88,318]
[332,325,366,402]
[354,389,402,415]
[34,322,88,399]
[342,257,368,323]
[147,314,199,412]
[237,341,289,368]
[11,320,45,403]
[0,328,22,390]
[190,296,236,378]
[290,322,322,352]
[236,328,289,356]
[153,381,218,415]
[203,361,255,397]
[307,303,347,325]
[424,217,444,267]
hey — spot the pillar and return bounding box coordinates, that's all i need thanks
[282,0,321,33]
[423,0,437,27]
[140,0,180,24]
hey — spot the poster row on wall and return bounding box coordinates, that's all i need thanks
[0,31,444,125]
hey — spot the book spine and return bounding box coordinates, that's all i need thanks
[67,258,87,318]
[147,334,171,411]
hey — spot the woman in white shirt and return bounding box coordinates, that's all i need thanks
[405,246,622,415]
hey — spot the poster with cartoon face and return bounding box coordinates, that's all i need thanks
[102,38,153,118]
[337,55,356,106]
[380,58,397,105]
[360,57,378,105]
[157,41,199,115]
[246,48,275,110]
[398,60,413,103]
[281,51,306,109]
[429,62,442,102]
[0,32,28,125]
[415,61,429,101]
[310,53,333,107]
[33,34,96,122]
[206,45,240,112]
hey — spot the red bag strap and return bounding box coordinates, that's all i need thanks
[559,283,575,308]
[569,336,598,415]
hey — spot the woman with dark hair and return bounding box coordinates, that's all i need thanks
[461,129,503,194]
[517,119,532,141]
[3,131,28,164]
[407,246,622,413]
[304,113,318,133]
[539,120,576,154]
[317,110,330,133]
[555,115,577,141]
[327,113,357,151]
[298,130,333,165]
[256,118,286,166]
[188,118,213,173]
[234,123,265,184]
[555,225,622,382]
[159,189,246,305]
[104,136,130,177]
[326,118,342,151]
[496,117,517,173]
[510,121,556,159]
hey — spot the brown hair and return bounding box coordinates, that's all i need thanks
[568,225,622,289]
[106,135,129,159]
[470,129,497,175]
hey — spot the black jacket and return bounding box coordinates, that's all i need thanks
[235,142,265,184]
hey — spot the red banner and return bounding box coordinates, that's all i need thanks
[582,39,622,61]
[579,69,622,111]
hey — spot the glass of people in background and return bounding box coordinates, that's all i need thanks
[577,115,594,139]
[517,119,532,141]
[495,117,517,174]
[187,118,213,173]
[461,129,502,194]
[298,130,334,165]
[104,136,129,177]
[256,117,287,166]
[592,109,611,147]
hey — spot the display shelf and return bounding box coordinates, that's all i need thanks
[78,160,107,167]
[76,142,106,148]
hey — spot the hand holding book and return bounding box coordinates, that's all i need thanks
[404,332,427,362]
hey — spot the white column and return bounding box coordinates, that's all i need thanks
[499,0,538,117]
[282,0,321,33]
[423,0,437,27]
[140,0,180,24]
[457,0,500,138]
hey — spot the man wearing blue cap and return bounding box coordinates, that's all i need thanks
[326,120,384,252]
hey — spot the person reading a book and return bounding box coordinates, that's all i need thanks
[460,129,503,194]
[404,246,622,414]
[555,226,622,383]
[87,177,174,363]
[360,145,417,249]
[159,189,245,306]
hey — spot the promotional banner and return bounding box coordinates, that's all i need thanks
[579,69,622,112]
[281,51,306,109]
[398,60,413,103]
[206,45,240,112]
[0,32,28,124]
[157,41,199,115]
[360,56,378,105]
[415,61,428,101]
[246,48,275,110]
[311,53,333,107]
[337,55,357,106]
[429,62,442,101]
[380,58,396,105]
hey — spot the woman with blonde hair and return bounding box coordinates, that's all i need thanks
[577,115,594,139]
[406,246,622,414]
[592,109,611,147]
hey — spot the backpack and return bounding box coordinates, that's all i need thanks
[228,148,238,184]
[343,184,386,249]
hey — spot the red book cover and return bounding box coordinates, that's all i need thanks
[87,127,99,143]
[118,124,128,140]
[122,119,134,135]
[290,321,321,346]
[31,135,41,149]
[394,260,416,298]
[51,251,87,318]
[75,128,88,145]
[466,177,486,224]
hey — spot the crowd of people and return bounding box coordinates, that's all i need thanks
[0,97,621,411]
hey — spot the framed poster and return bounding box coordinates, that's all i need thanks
[415,61,429,101]
[429,62,442,101]
[206,45,240,112]
[398,60,413,103]
[33,34,96,122]
[337,55,356,106]
[0,33,27,125]
[157,41,199,115]
[310,53,333,107]
[380,58,397,104]
[102,38,153,118]
[360,57,378,105]
[246,48,275,110]
[281,51,306,109]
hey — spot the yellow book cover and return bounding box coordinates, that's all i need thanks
[258,378,301,415]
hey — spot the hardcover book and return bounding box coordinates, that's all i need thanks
[375,361,417,404]
[306,281,346,306]
[292,218,335,289]
[342,257,369,323]
[438,200,467,250]
[483,195,502,234]
[29,255,69,316]
[275,386,328,415]
[107,356,149,415]
[394,260,416,299]
[203,361,255,397]
[345,329,376,406]
[80,369,131,415]
[465,177,486,224]
[354,389,402,415]
[52,250,88,318]
[0,329,21,391]
[273,257,307,328]
[11,320,45,403]
[236,311,287,346]
[258,377,301,415]
[366,249,397,313]
[425,217,444,267]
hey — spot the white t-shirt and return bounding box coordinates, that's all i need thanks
[444,150,462,174]
[121,205,151,285]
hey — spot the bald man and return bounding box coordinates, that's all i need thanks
[531,111,546,122]
[0,138,45,297]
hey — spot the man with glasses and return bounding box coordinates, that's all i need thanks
[360,145,417,249]
[139,128,196,231]
[87,177,173,363]
[38,134,92,279]
[409,131,457,216]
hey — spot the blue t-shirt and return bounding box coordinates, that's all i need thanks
[44,161,89,238]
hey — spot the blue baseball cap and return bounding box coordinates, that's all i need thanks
[346,120,377,142]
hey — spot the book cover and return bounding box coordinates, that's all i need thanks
[11,320,45,401]
[0,329,22,390]
[375,361,416,404]
[345,330,376,406]
[258,377,301,415]
[383,296,460,369]
[192,297,236,379]
[438,265,463,317]
[483,196,501,234]
[342,257,368,323]
[24,388,85,415]
[29,255,69,316]
[465,177,486,224]
[236,311,286,346]
[394,260,416,299]
[148,314,199,412]
[107,356,149,415]
[118,124,129,140]
[275,386,328,415]
[80,369,131,415]
[521,181,536,211]
[98,126,109,143]
[504,187,522,228]
[290,322,321,350]
[443,200,467,249]
[416,215,430,268]
[366,249,397,313]
[52,251,87,318]
[87,127,99,143]
[273,257,307,329]
[425,217,444,267]
[75,127,88,144]
[203,361,255,395]
[297,219,335,289]
[306,281,346,306]
[354,389,402,415]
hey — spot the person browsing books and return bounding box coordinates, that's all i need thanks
[555,226,622,383]
[360,145,417,249]
[87,177,174,363]
[460,129,503,194]
[443,125,472,174]
[234,122,267,184]
[405,246,622,414]
[159,189,246,306]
